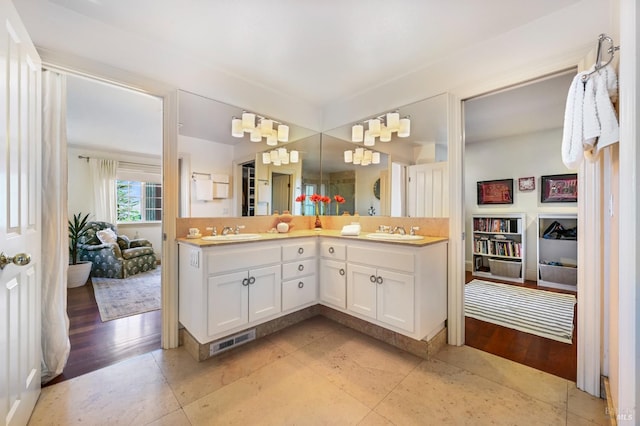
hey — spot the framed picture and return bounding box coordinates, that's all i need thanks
[541,173,577,203]
[477,179,514,205]
[518,176,535,191]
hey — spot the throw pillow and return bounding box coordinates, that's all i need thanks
[96,228,118,245]
[117,235,130,250]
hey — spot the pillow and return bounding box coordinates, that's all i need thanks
[96,228,118,245]
[117,235,130,250]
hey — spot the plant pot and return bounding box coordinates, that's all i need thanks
[67,261,92,288]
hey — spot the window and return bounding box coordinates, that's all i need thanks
[117,180,162,222]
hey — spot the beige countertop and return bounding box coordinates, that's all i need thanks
[177,229,447,248]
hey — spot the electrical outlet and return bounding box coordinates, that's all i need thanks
[190,250,199,268]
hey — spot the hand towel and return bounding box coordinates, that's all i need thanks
[341,224,361,236]
[584,64,619,162]
[194,179,213,201]
[561,70,589,169]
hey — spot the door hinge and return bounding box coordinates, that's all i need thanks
[163,233,167,241]
[461,231,465,241]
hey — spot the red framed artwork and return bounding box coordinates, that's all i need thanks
[541,174,577,203]
[477,179,514,205]
[518,176,535,191]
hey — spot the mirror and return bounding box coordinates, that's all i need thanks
[322,93,449,217]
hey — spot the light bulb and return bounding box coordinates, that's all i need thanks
[352,124,364,142]
[231,118,243,137]
[277,124,289,142]
[242,112,255,131]
[398,118,411,137]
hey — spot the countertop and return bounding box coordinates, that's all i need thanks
[177,229,448,248]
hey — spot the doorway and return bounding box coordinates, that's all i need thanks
[462,70,579,381]
[48,73,164,385]
[272,172,292,214]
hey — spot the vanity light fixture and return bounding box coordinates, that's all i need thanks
[344,148,381,166]
[351,111,410,146]
[262,148,299,166]
[232,111,289,144]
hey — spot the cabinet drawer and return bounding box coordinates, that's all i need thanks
[282,240,317,261]
[207,244,281,275]
[282,258,316,280]
[282,276,317,312]
[348,245,414,273]
[320,241,346,260]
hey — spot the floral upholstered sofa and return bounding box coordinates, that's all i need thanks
[77,221,157,279]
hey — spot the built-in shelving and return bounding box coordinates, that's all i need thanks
[537,213,577,291]
[472,213,526,283]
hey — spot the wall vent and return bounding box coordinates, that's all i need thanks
[209,329,256,356]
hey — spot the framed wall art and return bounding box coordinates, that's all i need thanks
[541,173,577,203]
[518,176,535,191]
[477,179,514,205]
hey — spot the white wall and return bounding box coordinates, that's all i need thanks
[465,128,578,280]
[179,135,234,217]
[67,145,163,255]
[355,164,385,216]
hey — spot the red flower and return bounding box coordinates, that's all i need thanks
[334,195,345,204]
[321,196,331,204]
[309,193,322,203]
[295,194,306,202]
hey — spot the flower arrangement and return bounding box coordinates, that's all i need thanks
[334,195,345,215]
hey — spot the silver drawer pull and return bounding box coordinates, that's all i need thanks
[298,247,304,254]
[248,276,256,285]
[339,268,345,276]
[328,247,335,254]
[242,278,249,286]
[298,281,304,289]
[376,276,383,284]
[370,275,377,283]
[298,264,304,271]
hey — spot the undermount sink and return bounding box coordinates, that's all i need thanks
[366,233,424,241]
[201,234,262,241]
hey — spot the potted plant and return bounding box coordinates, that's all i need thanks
[67,212,92,288]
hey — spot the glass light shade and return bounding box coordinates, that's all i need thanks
[250,127,262,142]
[364,130,375,146]
[380,125,391,142]
[270,150,279,162]
[260,119,273,136]
[242,112,255,131]
[277,124,289,142]
[386,112,400,132]
[273,158,281,166]
[278,147,287,161]
[281,153,289,164]
[354,147,364,160]
[344,150,353,163]
[363,149,372,162]
[351,124,364,142]
[353,156,361,165]
[372,152,380,164]
[262,152,271,164]
[266,134,278,146]
[398,118,411,137]
[231,118,243,137]
[368,119,381,137]
[290,150,299,163]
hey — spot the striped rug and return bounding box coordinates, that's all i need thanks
[465,279,576,344]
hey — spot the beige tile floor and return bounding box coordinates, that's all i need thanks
[28,316,609,425]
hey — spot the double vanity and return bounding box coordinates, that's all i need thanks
[177,225,448,361]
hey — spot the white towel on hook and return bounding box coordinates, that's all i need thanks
[561,70,589,169]
[586,64,619,160]
[194,179,213,201]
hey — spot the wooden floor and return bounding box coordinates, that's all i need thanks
[45,277,162,387]
[465,271,577,382]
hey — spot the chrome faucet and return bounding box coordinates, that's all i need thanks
[221,226,234,236]
[378,225,391,233]
[410,226,420,236]
[392,226,406,235]
[233,225,245,234]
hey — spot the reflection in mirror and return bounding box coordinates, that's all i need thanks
[322,93,449,218]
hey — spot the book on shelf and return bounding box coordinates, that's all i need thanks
[473,217,519,233]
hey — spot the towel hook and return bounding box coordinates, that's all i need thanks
[581,34,620,82]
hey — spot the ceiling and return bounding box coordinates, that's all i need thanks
[22,1,583,152]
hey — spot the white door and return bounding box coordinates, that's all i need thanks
[377,269,414,333]
[208,271,249,336]
[346,264,376,320]
[0,1,42,425]
[407,162,449,217]
[319,259,346,309]
[248,265,281,322]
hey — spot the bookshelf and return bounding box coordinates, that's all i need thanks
[537,213,577,291]
[472,213,526,283]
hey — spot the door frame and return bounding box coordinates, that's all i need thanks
[38,51,180,349]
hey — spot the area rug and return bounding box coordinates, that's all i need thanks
[91,267,161,322]
[464,279,576,344]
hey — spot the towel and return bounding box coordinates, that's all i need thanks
[257,182,270,203]
[341,224,361,236]
[194,179,213,201]
[585,64,619,160]
[561,70,589,169]
[212,182,229,199]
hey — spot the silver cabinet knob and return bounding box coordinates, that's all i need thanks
[0,252,31,270]
[298,281,304,289]
[370,275,377,283]
[328,247,335,254]
[298,264,304,271]
[339,268,345,276]
[298,247,304,254]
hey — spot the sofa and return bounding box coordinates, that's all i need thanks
[77,221,157,279]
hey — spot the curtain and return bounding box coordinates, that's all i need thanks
[41,70,70,384]
[90,158,118,223]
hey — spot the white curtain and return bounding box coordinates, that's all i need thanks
[41,70,70,383]
[90,158,118,223]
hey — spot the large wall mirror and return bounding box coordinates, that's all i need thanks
[177,91,449,218]
[322,93,449,218]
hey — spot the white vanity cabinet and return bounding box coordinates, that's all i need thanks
[319,239,347,309]
[345,240,448,340]
[281,239,317,312]
[179,241,281,343]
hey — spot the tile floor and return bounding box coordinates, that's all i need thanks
[28,316,609,425]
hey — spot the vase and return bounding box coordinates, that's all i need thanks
[314,214,322,229]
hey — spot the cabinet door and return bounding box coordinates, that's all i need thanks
[377,269,414,333]
[319,259,347,309]
[248,264,282,323]
[346,264,377,320]
[208,270,249,336]
[282,275,317,312]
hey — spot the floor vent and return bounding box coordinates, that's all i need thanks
[209,329,256,356]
